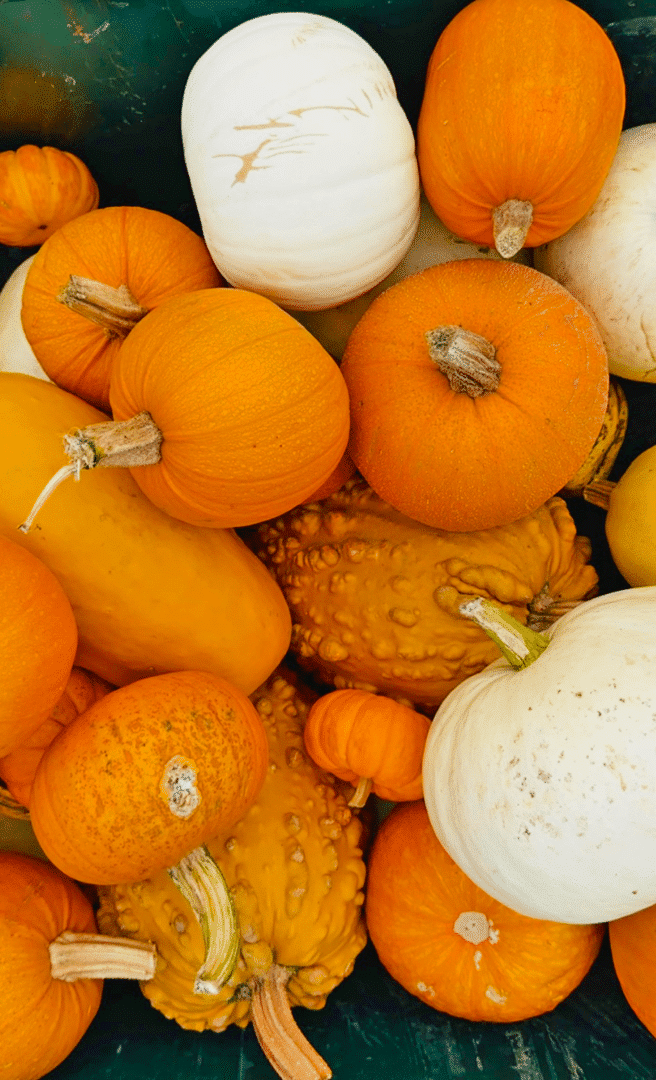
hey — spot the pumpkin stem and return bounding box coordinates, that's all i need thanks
[251,963,332,1080]
[49,931,157,982]
[425,325,501,397]
[459,597,550,669]
[18,412,163,534]
[526,586,587,632]
[348,776,373,808]
[57,276,150,339]
[167,844,240,995]
[582,479,614,511]
[492,199,533,258]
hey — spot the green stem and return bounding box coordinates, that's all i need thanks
[459,597,550,669]
[167,845,240,996]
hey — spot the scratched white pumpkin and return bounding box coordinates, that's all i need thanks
[180,12,420,310]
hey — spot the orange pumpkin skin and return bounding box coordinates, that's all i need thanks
[109,288,351,528]
[21,205,222,410]
[29,670,269,885]
[609,905,656,1037]
[0,535,78,759]
[365,801,605,1023]
[304,689,430,802]
[417,0,625,250]
[0,668,113,809]
[0,851,102,1080]
[304,449,357,503]
[0,145,99,247]
[342,260,609,532]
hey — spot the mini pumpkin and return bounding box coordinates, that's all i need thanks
[341,260,609,532]
[0,144,99,247]
[609,903,656,1039]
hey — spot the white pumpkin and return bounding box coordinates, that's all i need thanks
[534,124,656,383]
[0,256,48,381]
[423,589,656,925]
[292,191,531,358]
[180,11,420,311]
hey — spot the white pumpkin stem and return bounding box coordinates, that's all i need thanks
[251,963,332,1080]
[167,844,240,995]
[57,276,150,339]
[459,596,550,669]
[492,199,533,258]
[18,412,163,534]
[425,325,501,397]
[49,931,157,982]
[348,776,373,808]
[583,479,614,511]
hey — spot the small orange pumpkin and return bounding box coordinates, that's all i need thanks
[609,904,656,1038]
[366,801,605,1023]
[0,667,113,809]
[303,689,430,805]
[417,0,625,256]
[29,669,269,884]
[0,534,78,758]
[20,205,222,410]
[0,145,99,247]
[341,260,609,532]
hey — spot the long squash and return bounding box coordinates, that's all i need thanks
[0,373,291,691]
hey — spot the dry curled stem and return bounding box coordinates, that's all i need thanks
[49,931,157,982]
[251,963,332,1080]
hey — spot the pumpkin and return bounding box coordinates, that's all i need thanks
[252,476,599,707]
[0,666,113,809]
[341,259,609,532]
[96,669,367,1080]
[29,669,270,885]
[0,534,78,759]
[20,204,222,410]
[609,903,656,1039]
[423,590,656,924]
[181,11,420,311]
[292,191,531,360]
[304,450,357,502]
[0,144,99,247]
[559,377,628,498]
[0,850,157,1080]
[22,288,351,531]
[535,124,656,383]
[0,254,46,380]
[417,0,625,257]
[584,444,656,587]
[366,801,605,1022]
[0,373,291,692]
[303,689,430,805]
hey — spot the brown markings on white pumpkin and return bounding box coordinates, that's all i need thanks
[160,755,201,818]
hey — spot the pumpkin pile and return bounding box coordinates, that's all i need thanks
[1,1,656,1078]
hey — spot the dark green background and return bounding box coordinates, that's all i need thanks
[1,1,656,1076]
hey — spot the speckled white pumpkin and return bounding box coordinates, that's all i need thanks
[423,587,656,924]
[180,12,420,310]
[0,256,47,381]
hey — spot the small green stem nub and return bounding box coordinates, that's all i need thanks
[459,597,550,669]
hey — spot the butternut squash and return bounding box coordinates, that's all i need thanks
[0,373,291,692]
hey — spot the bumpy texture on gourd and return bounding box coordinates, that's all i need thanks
[96,670,367,1031]
[251,479,599,707]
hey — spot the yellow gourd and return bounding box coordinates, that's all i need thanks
[96,670,367,1080]
[252,478,599,707]
[584,444,656,587]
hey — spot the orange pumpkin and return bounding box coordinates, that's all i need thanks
[304,449,357,503]
[417,0,625,256]
[0,535,78,758]
[29,669,270,885]
[341,260,609,532]
[1,850,156,1080]
[20,205,222,410]
[0,145,99,247]
[609,904,656,1037]
[0,667,113,809]
[303,689,430,805]
[365,801,605,1022]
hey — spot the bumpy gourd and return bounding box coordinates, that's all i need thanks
[252,478,599,707]
[96,670,367,1080]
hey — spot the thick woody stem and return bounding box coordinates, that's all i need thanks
[49,931,157,982]
[583,479,614,511]
[57,276,150,339]
[426,325,501,397]
[348,776,373,808]
[251,964,332,1080]
[19,412,163,534]
[460,597,550,669]
[492,199,533,258]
